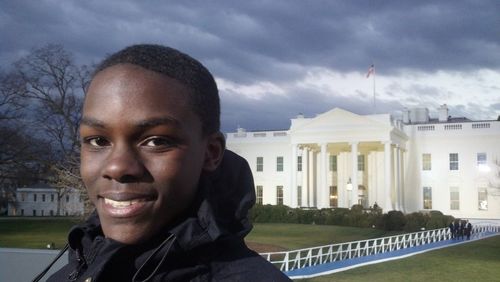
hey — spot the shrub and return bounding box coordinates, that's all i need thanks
[250,204,452,233]
[426,210,453,229]
[404,212,429,232]
[380,210,407,231]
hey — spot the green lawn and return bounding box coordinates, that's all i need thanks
[0,217,80,249]
[299,235,500,282]
[246,223,403,250]
[0,219,401,250]
[1,218,499,282]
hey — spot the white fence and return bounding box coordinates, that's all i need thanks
[260,225,500,272]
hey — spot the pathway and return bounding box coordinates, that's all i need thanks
[286,231,500,279]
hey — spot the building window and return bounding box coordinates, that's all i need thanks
[297,186,302,207]
[449,153,459,170]
[21,193,26,201]
[50,210,54,216]
[478,188,488,210]
[276,186,283,205]
[297,156,302,172]
[42,194,46,202]
[276,156,284,172]
[33,194,37,202]
[51,194,55,202]
[256,186,263,205]
[477,153,487,166]
[33,210,37,216]
[423,187,432,209]
[256,157,263,172]
[41,210,44,216]
[21,209,24,216]
[329,186,338,207]
[450,187,460,210]
[329,155,337,172]
[422,153,431,171]
[358,155,365,171]
[66,195,70,202]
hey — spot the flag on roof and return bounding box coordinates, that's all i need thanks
[366,64,375,78]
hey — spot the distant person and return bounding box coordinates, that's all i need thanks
[34,44,291,281]
[453,220,460,240]
[459,220,466,240]
[465,220,473,240]
[448,221,455,239]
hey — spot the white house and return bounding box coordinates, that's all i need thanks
[226,105,500,221]
[8,185,84,216]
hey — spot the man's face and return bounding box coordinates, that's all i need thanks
[80,64,208,244]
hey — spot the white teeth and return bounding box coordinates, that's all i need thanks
[104,198,138,208]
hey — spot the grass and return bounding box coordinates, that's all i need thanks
[0,219,401,250]
[299,235,500,282]
[0,217,80,249]
[1,218,499,281]
[246,223,403,251]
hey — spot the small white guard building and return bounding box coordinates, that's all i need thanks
[8,185,84,216]
[226,105,500,220]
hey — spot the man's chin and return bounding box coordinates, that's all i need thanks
[101,222,157,245]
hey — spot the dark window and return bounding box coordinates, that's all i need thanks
[256,157,263,172]
[449,153,459,170]
[276,157,284,172]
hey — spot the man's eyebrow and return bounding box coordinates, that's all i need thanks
[136,117,181,129]
[79,116,181,129]
[80,117,105,128]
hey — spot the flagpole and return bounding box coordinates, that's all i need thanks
[373,66,376,114]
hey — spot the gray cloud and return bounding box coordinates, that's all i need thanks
[1,0,499,130]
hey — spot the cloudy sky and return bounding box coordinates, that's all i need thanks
[1,1,499,132]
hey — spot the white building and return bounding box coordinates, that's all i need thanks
[226,105,500,220]
[8,185,84,216]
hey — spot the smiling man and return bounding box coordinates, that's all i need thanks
[38,44,290,282]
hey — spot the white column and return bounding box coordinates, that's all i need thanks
[395,144,401,210]
[302,147,309,207]
[308,148,315,207]
[384,141,392,211]
[351,142,359,207]
[319,143,328,208]
[399,148,405,212]
[400,148,405,212]
[291,144,298,208]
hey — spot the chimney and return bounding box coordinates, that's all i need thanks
[402,108,410,124]
[439,104,449,122]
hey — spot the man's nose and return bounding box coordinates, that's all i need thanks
[102,144,145,182]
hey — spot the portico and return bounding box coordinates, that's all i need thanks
[288,108,407,211]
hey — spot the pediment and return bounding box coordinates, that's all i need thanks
[290,108,390,133]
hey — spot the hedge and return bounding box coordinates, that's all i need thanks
[249,204,454,232]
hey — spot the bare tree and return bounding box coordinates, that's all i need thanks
[12,44,92,215]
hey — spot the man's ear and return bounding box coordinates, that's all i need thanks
[203,132,225,171]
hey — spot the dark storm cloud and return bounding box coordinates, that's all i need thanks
[1,0,499,129]
[2,1,499,80]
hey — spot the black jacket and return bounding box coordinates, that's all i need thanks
[43,150,290,281]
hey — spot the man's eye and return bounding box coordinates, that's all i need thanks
[142,137,173,148]
[87,137,110,147]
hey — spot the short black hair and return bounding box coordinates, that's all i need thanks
[93,44,220,135]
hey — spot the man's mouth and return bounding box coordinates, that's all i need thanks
[100,195,153,218]
[104,198,143,208]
